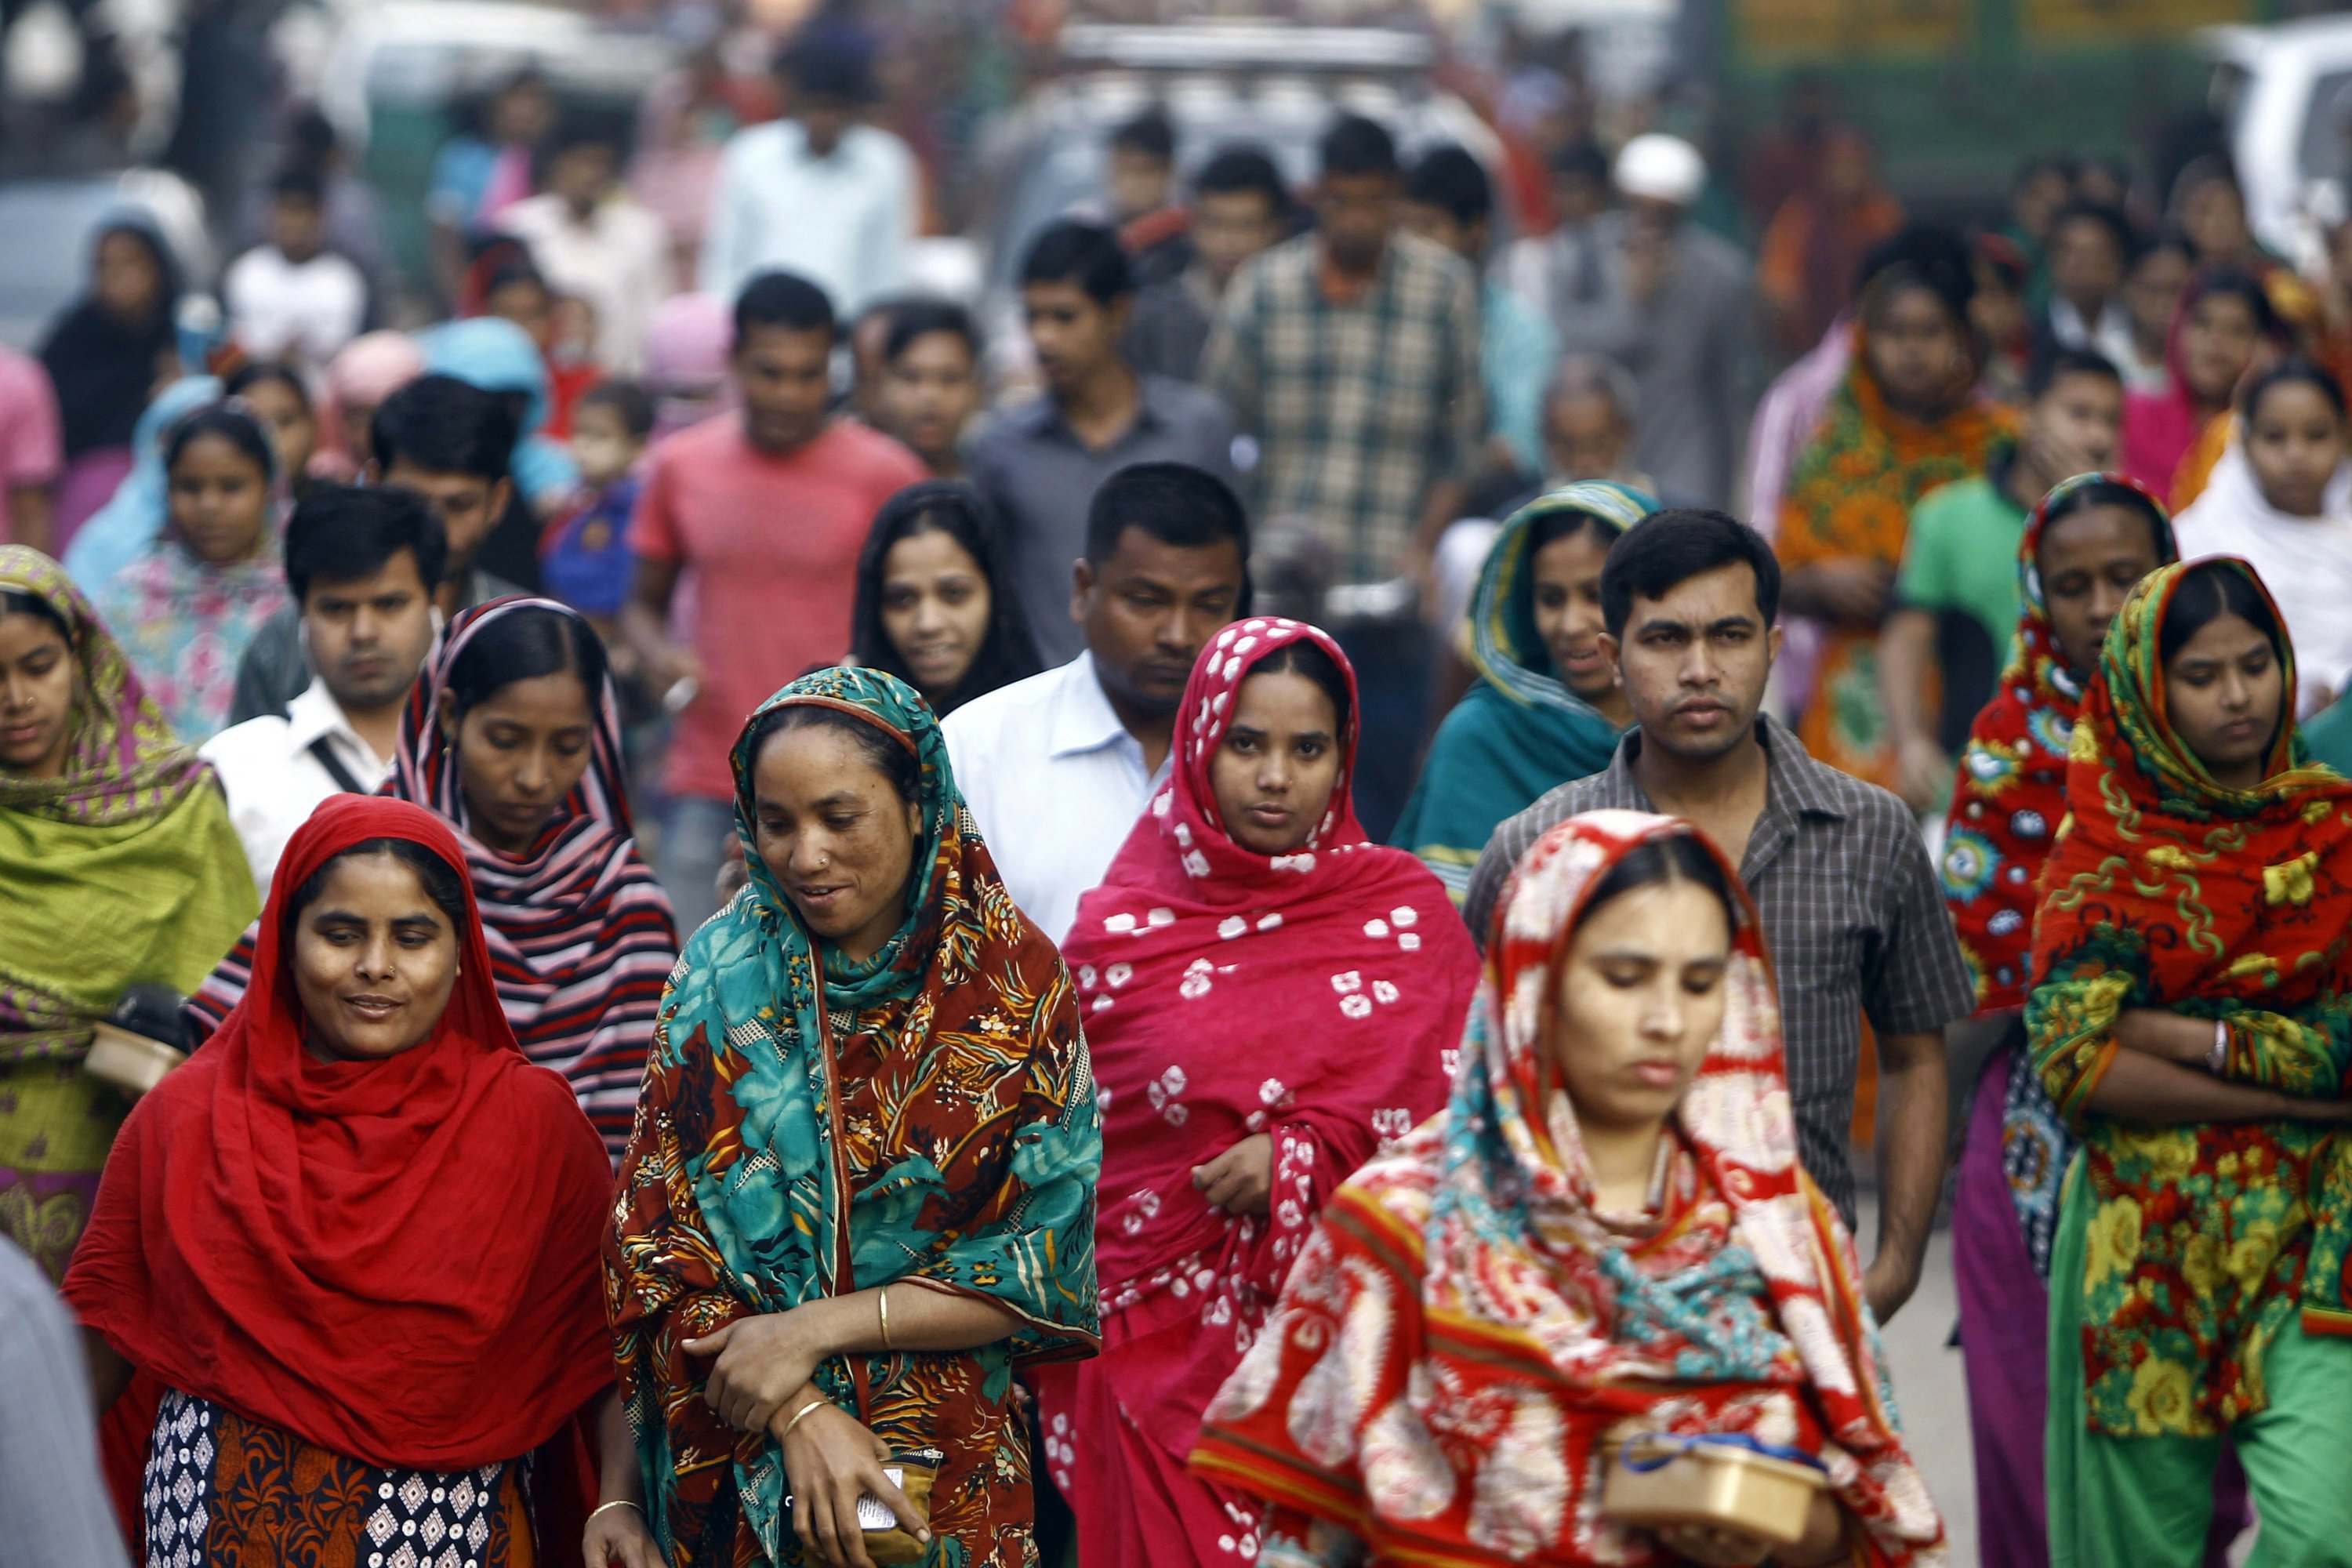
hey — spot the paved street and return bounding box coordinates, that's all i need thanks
[1861,1196,1976,1566]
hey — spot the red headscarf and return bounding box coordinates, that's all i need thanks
[64,795,615,1471]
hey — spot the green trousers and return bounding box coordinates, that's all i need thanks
[2046,1160,2352,1568]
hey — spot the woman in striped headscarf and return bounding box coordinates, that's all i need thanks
[191,597,677,1156]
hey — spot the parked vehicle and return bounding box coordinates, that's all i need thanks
[2203,15,2352,271]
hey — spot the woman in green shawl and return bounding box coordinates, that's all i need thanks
[1394,481,1656,906]
[604,666,1101,1568]
[0,545,256,1282]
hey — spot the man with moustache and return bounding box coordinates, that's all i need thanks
[1461,510,1971,1326]
[945,461,1247,944]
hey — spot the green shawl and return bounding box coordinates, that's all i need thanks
[1393,481,1654,906]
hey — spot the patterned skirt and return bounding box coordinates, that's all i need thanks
[143,1389,537,1568]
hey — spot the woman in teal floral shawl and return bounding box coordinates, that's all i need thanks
[605,668,1101,1568]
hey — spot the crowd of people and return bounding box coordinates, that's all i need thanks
[16,14,2352,1568]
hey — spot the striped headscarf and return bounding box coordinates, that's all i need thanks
[190,598,677,1154]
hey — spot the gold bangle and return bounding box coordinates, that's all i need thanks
[585,1499,642,1528]
[878,1283,894,1351]
[779,1396,830,1443]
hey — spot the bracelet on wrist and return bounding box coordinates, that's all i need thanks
[585,1499,642,1529]
[778,1396,831,1443]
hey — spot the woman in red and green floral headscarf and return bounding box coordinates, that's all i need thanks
[2031,556,2352,1566]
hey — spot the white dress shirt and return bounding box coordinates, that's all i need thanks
[200,678,394,895]
[943,653,1171,946]
[697,119,916,314]
[499,191,675,375]
[223,245,368,369]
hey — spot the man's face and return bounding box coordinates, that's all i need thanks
[1022,280,1125,398]
[878,330,982,470]
[1600,561,1778,764]
[2024,369,2123,480]
[272,195,326,264]
[1193,189,1283,289]
[1316,171,1396,273]
[1544,390,1632,482]
[734,322,834,453]
[303,548,437,715]
[550,143,617,212]
[379,460,510,574]
[1397,199,1482,264]
[800,94,856,158]
[2049,216,2125,314]
[1109,146,1174,224]
[1553,169,1607,225]
[1073,528,1246,720]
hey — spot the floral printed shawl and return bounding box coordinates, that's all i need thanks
[1394,483,1653,904]
[1940,474,2177,1281]
[96,535,290,745]
[0,546,256,1065]
[1192,811,1944,1566]
[1779,323,2015,787]
[606,667,1101,1566]
[2029,558,2352,1437]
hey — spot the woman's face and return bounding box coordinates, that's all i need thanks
[1548,877,1731,1137]
[2181,179,2252,263]
[2245,381,2345,518]
[291,851,461,1064]
[1530,522,1616,703]
[169,433,271,565]
[0,608,75,779]
[750,724,924,962]
[1866,284,1966,411]
[93,230,162,321]
[2164,609,2284,789]
[489,279,554,351]
[879,526,991,701]
[437,670,593,854]
[2125,247,2191,346]
[242,379,318,481]
[1210,668,1343,855]
[2180,292,2262,405]
[2039,502,2166,679]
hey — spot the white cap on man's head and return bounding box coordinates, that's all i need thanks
[1614,134,1706,207]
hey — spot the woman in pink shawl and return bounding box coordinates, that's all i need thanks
[311,331,425,481]
[1033,617,1480,1568]
[2120,268,2278,503]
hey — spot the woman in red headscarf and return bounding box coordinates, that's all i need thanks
[1032,617,1479,1568]
[64,796,662,1568]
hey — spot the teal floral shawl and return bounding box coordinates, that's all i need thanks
[607,667,1102,1566]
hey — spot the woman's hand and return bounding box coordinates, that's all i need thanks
[1192,1133,1274,1214]
[583,1501,666,1567]
[780,1402,931,1568]
[684,1312,835,1435]
[2113,1008,2221,1065]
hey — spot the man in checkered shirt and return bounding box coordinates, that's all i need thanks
[1203,113,1484,834]
[1461,510,1973,1324]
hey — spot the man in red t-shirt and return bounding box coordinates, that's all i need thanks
[625,269,927,929]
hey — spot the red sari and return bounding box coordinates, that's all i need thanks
[64,796,616,1557]
[1034,618,1479,1568]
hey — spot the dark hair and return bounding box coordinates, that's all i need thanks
[2184,266,2279,340]
[285,106,339,171]
[1111,107,1175,164]
[1319,114,1398,180]
[2013,154,2074,193]
[0,589,70,642]
[1196,145,1287,211]
[1599,509,1781,639]
[2239,358,2348,426]
[851,481,1044,713]
[1248,637,1352,739]
[734,269,837,345]
[1020,220,1132,305]
[2158,561,2288,686]
[1857,224,1975,316]
[474,242,549,305]
[546,114,620,162]
[225,360,313,410]
[1577,833,1740,934]
[2039,478,2169,559]
[1403,144,1492,230]
[2134,226,2195,270]
[2027,345,2122,401]
[1551,140,1612,185]
[281,837,470,943]
[165,404,275,481]
[2049,201,2134,261]
[1530,503,1629,555]
[1084,460,1251,570]
[884,299,979,365]
[370,374,517,482]
[271,166,325,207]
[285,485,448,605]
[578,378,655,440]
[443,604,608,719]
[2172,154,2245,206]
[779,26,877,103]
[743,703,920,804]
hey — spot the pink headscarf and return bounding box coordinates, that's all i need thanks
[314,331,426,477]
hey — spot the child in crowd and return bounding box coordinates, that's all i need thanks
[222,170,368,372]
[223,362,322,504]
[541,378,651,648]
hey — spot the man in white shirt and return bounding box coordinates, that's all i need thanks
[698,29,916,314]
[223,169,369,370]
[203,487,444,892]
[500,120,675,376]
[945,462,1249,944]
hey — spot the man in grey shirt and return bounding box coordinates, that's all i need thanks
[1463,511,1971,1323]
[0,1238,131,1568]
[970,219,1236,663]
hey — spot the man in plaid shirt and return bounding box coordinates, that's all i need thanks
[1203,114,1485,833]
